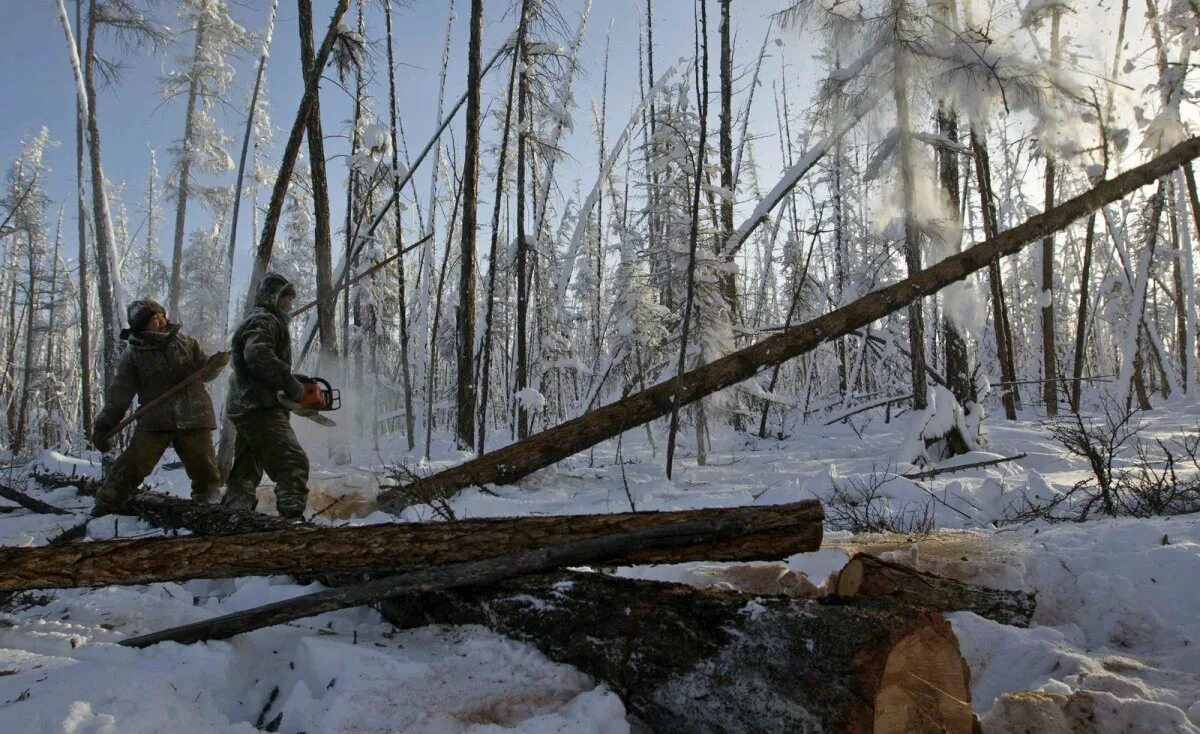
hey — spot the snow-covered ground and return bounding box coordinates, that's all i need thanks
[0,404,1198,732]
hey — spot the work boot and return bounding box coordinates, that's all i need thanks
[274,493,308,521]
[91,490,133,517]
[190,487,221,504]
[221,486,257,512]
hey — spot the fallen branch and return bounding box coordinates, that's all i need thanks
[902,453,1027,481]
[823,394,912,425]
[120,512,801,647]
[0,501,822,593]
[836,553,1036,627]
[380,137,1200,509]
[0,483,71,515]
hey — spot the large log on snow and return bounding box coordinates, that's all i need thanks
[380,137,1200,509]
[0,500,821,593]
[381,571,977,733]
[836,553,1036,627]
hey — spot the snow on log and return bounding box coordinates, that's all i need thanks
[836,553,1035,627]
[120,513,788,647]
[380,571,977,734]
[0,501,822,593]
[379,136,1200,510]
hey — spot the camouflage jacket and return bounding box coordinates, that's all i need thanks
[95,324,222,433]
[226,272,304,418]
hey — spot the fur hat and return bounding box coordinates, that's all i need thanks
[126,298,166,331]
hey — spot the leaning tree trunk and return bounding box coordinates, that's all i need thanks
[377,137,1200,508]
[0,500,822,593]
[382,571,976,734]
[167,22,205,316]
[242,0,350,314]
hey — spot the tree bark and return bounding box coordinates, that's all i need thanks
[836,553,1036,627]
[167,22,205,316]
[938,110,971,409]
[381,571,976,734]
[75,0,92,440]
[384,0,416,451]
[0,483,70,516]
[716,0,738,327]
[84,0,122,385]
[120,512,809,647]
[456,0,483,451]
[1041,10,1063,415]
[477,2,528,454]
[243,0,350,314]
[377,137,1200,507]
[970,129,1020,419]
[515,17,531,440]
[0,500,821,594]
[299,0,337,364]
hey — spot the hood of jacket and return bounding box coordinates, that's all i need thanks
[254,272,296,313]
[120,322,182,348]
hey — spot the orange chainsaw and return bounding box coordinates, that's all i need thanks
[278,376,341,427]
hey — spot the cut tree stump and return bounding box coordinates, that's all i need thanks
[381,571,977,734]
[836,553,1035,627]
[0,500,822,593]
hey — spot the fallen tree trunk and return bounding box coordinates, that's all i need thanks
[836,553,1035,627]
[121,514,795,647]
[381,571,976,733]
[380,137,1200,509]
[0,500,821,593]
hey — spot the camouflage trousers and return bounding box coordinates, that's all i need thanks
[97,429,221,509]
[224,409,310,519]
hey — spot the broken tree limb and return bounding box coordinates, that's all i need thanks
[379,137,1200,510]
[836,553,1035,627]
[0,501,822,593]
[120,512,803,647]
[381,571,977,734]
[902,453,1027,481]
[0,483,71,515]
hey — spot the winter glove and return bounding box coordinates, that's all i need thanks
[91,425,112,452]
[208,351,231,371]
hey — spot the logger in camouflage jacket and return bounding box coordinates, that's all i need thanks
[223,272,312,519]
[92,299,229,514]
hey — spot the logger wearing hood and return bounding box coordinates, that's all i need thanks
[223,272,312,519]
[92,298,229,514]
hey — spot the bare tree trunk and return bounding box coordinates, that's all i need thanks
[167,22,205,316]
[970,129,1020,418]
[223,1,276,338]
[938,111,971,412]
[478,0,528,453]
[515,28,531,440]
[243,0,350,313]
[455,0,483,451]
[665,0,710,479]
[384,0,415,451]
[892,37,927,410]
[717,0,738,330]
[75,0,92,440]
[84,0,122,385]
[377,136,1200,506]
[1041,10,1063,414]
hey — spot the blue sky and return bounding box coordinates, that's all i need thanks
[0,0,796,301]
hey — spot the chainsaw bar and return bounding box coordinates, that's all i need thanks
[277,395,337,427]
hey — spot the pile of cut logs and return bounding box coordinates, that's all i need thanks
[0,475,1038,732]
